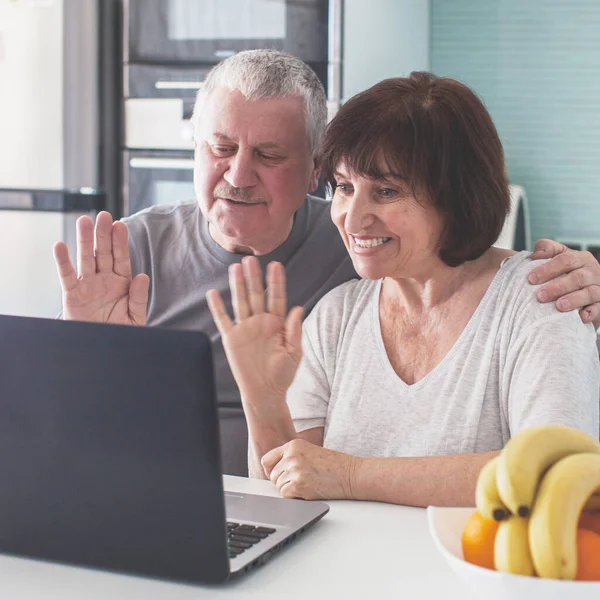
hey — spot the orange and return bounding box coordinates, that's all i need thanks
[578,511,600,536]
[576,528,600,581]
[461,510,500,570]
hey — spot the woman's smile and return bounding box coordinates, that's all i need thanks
[349,234,393,254]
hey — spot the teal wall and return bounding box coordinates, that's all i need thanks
[430,0,600,244]
[343,0,430,103]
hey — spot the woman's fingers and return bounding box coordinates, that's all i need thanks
[229,263,250,322]
[242,256,265,315]
[224,259,297,327]
[278,479,300,499]
[267,261,287,318]
[269,459,288,487]
[261,444,285,479]
[285,306,305,354]
[94,211,114,273]
[206,289,234,335]
[229,259,290,320]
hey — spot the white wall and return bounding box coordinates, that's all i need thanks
[0,212,63,318]
[0,0,64,189]
[342,0,430,102]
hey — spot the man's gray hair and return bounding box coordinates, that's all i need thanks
[191,49,327,155]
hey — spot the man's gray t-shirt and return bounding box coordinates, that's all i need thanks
[287,252,600,455]
[122,196,356,475]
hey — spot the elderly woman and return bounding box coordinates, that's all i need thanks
[207,72,600,507]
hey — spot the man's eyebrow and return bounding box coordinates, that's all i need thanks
[211,133,234,142]
[254,142,284,151]
[210,134,283,152]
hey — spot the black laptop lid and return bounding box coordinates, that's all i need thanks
[0,315,230,583]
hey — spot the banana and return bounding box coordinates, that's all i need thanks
[494,516,535,576]
[529,452,600,580]
[475,456,511,521]
[584,493,600,512]
[496,424,600,517]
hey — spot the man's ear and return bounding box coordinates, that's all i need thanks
[307,156,322,193]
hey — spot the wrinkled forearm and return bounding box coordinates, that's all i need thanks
[348,451,500,507]
[243,393,297,478]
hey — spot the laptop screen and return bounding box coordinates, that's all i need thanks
[0,315,230,583]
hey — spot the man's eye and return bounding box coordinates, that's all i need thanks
[211,145,234,155]
[257,152,281,161]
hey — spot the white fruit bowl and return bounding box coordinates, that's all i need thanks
[427,506,600,600]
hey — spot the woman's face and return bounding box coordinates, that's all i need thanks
[330,164,446,281]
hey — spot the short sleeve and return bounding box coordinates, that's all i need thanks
[504,311,600,439]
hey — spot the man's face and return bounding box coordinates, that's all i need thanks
[194,87,320,255]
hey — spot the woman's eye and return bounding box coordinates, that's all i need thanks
[336,183,352,193]
[379,188,397,198]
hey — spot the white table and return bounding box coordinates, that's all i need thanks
[1,476,469,599]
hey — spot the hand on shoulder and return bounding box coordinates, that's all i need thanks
[528,239,600,329]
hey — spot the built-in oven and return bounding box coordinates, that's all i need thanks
[124,0,329,73]
[120,0,341,217]
[123,63,202,216]
[124,64,210,152]
[123,150,195,217]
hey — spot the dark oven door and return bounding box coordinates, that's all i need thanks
[125,0,328,77]
[123,150,196,217]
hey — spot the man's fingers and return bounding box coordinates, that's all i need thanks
[76,215,96,277]
[229,263,251,322]
[112,221,132,278]
[537,270,598,305]
[579,304,600,328]
[529,249,582,286]
[261,445,285,479]
[128,274,150,325]
[242,256,265,315]
[551,286,600,313]
[530,238,569,260]
[53,241,78,292]
[94,211,114,273]
[267,261,287,318]
[206,289,234,335]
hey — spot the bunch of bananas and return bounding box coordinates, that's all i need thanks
[475,424,600,580]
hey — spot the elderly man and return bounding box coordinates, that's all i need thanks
[53,50,600,476]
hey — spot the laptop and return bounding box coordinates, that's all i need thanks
[0,314,329,584]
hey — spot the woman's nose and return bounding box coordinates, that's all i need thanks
[344,194,374,233]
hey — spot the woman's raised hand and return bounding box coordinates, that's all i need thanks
[207,257,304,404]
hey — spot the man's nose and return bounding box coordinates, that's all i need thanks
[224,150,259,188]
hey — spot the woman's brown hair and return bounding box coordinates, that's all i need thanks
[320,72,510,267]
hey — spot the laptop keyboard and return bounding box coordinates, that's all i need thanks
[226,521,277,559]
